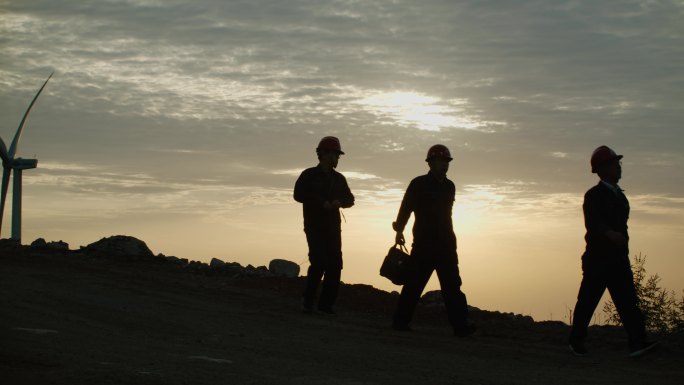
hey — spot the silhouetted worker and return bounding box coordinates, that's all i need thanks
[568,145,658,357]
[391,144,475,336]
[294,136,355,314]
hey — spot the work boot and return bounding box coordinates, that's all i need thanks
[301,298,314,314]
[629,340,659,358]
[568,338,588,357]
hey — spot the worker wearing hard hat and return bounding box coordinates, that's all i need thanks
[391,144,475,337]
[294,136,355,315]
[568,145,658,357]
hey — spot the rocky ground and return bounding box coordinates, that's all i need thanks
[1,238,682,385]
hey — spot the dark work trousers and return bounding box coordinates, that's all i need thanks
[302,229,342,309]
[570,253,646,347]
[393,248,468,330]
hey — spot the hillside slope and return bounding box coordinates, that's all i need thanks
[1,242,682,385]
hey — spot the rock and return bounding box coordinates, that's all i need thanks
[268,259,300,278]
[208,258,247,277]
[256,266,270,277]
[223,262,244,277]
[30,238,69,251]
[184,260,209,274]
[210,258,226,268]
[48,240,69,250]
[515,314,535,326]
[30,238,47,248]
[82,235,154,258]
[163,257,188,268]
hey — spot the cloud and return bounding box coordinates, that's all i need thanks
[343,171,380,180]
[1,0,682,257]
[37,162,98,172]
[356,91,480,131]
[630,194,684,222]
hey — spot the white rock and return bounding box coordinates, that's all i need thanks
[268,259,300,278]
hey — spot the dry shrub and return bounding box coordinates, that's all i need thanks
[603,253,684,334]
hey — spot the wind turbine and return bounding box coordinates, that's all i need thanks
[0,73,53,242]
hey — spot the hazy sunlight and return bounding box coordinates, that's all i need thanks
[358,91,479,131]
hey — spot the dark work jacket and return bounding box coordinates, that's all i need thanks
[294,166,354,236]
[583,181,630,259]
[394,172,457,253]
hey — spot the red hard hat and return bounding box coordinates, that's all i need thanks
[590,145,622,173]
[317,136,344,154]
[426,144,452,161]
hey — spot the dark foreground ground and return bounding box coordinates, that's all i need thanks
[1,244,682,385]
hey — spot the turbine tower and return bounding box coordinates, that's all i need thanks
[0,73,53,242]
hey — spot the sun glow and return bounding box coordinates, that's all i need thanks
[358,91,479,131]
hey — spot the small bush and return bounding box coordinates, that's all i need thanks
[603,253,684,334]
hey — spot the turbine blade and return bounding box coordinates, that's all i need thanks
[0,167,10,237]
[0,137,8,165]
[9,72,54,159]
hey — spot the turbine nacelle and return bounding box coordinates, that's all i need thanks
[10,158,38,170]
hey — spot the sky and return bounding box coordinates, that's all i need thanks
[1,0,682,322]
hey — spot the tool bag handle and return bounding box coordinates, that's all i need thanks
[393,243,409,254]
